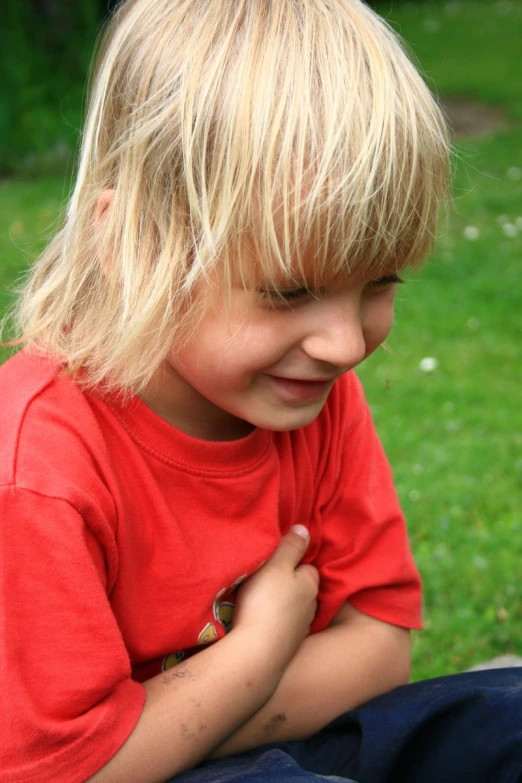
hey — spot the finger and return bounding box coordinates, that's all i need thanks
[271,525,310,567]
[296,563,320,588]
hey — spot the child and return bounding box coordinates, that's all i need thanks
[1,0,479,781]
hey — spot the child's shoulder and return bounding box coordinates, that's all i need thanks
[0,350,107,492]
[1,346,70,398]
[0,348,86,425]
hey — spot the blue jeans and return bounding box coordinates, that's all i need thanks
[170,669,522,782]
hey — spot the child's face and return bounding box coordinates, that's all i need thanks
[142,269,400,441]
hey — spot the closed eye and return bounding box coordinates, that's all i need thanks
[256,274,403,305]
[256,286,318,305]
[368,274,404,291]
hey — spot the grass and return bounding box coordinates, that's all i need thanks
[1,0,522,682]
[363,0,522,679]
[0,177,69,310]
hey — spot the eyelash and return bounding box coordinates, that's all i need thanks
[257,275,404,304]
[256,287,316,305]
[369,274,405,289]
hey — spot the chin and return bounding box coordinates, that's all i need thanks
[254,406,326,433]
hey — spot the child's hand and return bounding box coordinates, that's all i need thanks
[232,526,319,668]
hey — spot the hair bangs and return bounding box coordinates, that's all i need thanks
[198,0,449,301]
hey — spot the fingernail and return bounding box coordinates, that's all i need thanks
[291,524,309,541]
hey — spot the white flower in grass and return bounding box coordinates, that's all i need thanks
[444,1,462,14]
[423,18,440,31]
[463,225,479,240]
[445,420,461,433]
[496,215,508,225]
[507,166,521,181]
[496,0,514,15]
[419,357,438,372]
[502,223,517,238]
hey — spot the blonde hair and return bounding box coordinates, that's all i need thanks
[13,0,450,394]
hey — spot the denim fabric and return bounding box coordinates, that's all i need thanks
[173,749,354,783]
[169,669,522,783]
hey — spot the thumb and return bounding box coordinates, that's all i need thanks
[272,525,310,567]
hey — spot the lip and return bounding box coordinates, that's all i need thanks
[266,375,336,402]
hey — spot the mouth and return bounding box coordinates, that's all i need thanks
[266,375,336,403]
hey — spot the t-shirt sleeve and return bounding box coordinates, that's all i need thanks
[310,373,422,633]
[0,485,145,783]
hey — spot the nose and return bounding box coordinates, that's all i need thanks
[300,296,367,371]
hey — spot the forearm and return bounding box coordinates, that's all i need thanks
[212,605,411,757]
[87,628,283,783]
[87,525,319,783]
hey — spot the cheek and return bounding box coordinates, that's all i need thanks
[165,328,219,379]
[167,324,257,385]
[167,304,296,383]
[363,297,396,354]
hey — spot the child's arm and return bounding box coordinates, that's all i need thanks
[87,528,318,783]
[210,602,410,757]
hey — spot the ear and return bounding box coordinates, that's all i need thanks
[96,189,115,222]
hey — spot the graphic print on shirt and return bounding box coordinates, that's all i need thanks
[162,650,185,670]
[197,621,218,645]
[212,575,246,633]
[162,575,247,672]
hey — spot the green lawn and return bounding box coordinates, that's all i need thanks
[1,0,521,681]
[0,177,69,321]
[364,0,522,678]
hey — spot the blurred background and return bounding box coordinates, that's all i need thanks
[1,0,521,681]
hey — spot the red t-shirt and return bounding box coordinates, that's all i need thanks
[0,350,421,782]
